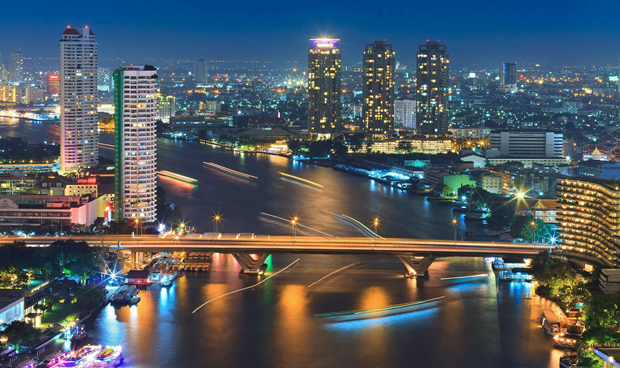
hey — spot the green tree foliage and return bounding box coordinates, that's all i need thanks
[0,137,59,162]
[511,215,553,242]
[1,320,42,347]
[0,240,98,278]
[198,129,208,140]
[307,139,347,159]
[397,140,413,154]
[530,253,587,310]
[75,286,103,314]
[346,134,363,154]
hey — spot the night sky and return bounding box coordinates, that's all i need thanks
[2,0,620,68]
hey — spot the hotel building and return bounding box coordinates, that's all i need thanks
[113,65,158,222]
[59,26,98,172]
[557,177,620,265]
[416,41,449,135]
[362,40,395,138]
[308,38,341,139]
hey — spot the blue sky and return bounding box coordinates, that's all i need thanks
[2,0,620,68]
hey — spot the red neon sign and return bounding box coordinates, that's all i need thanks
[77,177,97,184]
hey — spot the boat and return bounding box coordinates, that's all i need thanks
[43,351,71,367]
[540,310,561,336]
[202,264,210,272]
[93,346,123,367]
[64,345,102,366]
[486,228,510,236]
[453,206,487,214]
[466,228,477,237]
[111,294,140,305]
[203,162,258,180]
[70,324,89,341]
[465,213,488,221]
[18,359,38,368]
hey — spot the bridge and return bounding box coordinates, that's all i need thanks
[8,234,549,277]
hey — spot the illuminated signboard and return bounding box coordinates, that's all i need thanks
[311,39,339,49]
[77,177,97,184]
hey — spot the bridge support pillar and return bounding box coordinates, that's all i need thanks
[130,251,144,270]
[232,253,269,275]
[399,255,436,278]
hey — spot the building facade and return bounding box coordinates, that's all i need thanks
[308,38,341,139]
[348,137,452,154]
[46,74,60,95]
[362,40,395,138]
[416,41,449,135]
[156,91,176,123]
[59,26,98,172]
[557,177,620,265]
[500,62,517,87]
[488,130,563,158]
[449,127,490,140]
[194,59,208,84]
[578,160,620,180]
[8,50,23,83]
[97,67,112,92]
[394,99,415,130]
[113,65,158,222]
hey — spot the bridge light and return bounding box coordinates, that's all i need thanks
[516,192,525,198]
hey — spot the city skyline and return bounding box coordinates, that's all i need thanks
[3,1,620,67]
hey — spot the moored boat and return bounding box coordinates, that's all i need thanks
[64,345,102,366]
[94,346,123,367]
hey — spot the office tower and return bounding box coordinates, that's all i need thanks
[98,67,112,91]
[489,130,563,158]
[59,26,98,172]
[416,41,449,135]
[156,90,176,123]
[8,50,23,83]
[0,53,4,82]
[362,40,395,138]
[194,59,208,84]
[308,38,342,139]
[23,86,45,104]
[500,62,517,86]
[394,99,416,131]
[113,65,158,222]
[46,74,60,95]
[557,178,620,265]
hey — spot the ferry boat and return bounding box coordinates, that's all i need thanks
[42,351,71,367]
[203,162,258,180]
[111,293,140,305]
[64,345,102,366]
[93,346,123,367]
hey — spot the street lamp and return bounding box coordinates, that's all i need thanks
[134,219,140,236]
[291,216,298,239]
[373,217,380,245]
[530,221,536,243]
[452,218,457,241]
[213,215,221,233]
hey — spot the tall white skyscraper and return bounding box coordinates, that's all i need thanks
[59,26,98,172]
[113,65,158,222]
[394,99,416,131]
[194,59,208,84]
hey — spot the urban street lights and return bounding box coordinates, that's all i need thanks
[452,218,457,241]
[373,217,380,245]
[530,221,536,243]
[291,216,298,239]
[213,215,221,233]
[134,219,141,236]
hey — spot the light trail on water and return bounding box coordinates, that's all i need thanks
[307,262,360,288]
[192,258,300,314]
[440,273,489,281]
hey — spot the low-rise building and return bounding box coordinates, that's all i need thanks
[476,172,506,194]
[0,296,24,325]
[449,127,490,140]
[516,199,560,227]
[599,269,620,294]
[351,138,453,154]
[0,194,109,228]
[578,160,620,180]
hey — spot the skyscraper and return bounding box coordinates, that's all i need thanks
[416,41,449,135]
[113,65,158,222]
[98,67,112,91]
[500,62,517,87]
[362,40,395,138]
[46,74,60,95]
[194,59,208,84]
[308,38,341,139]
[59,26,98,172]
[8,50,23,83]
[394,99,416,131]
[156,90,176,123]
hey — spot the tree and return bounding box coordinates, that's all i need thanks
[23,188,41,195]
[1,320,42,347]
[75,286,103,314]
[365,138,374,154]
[397,140,413,154]
[198,129,208,141]
[442,185,453,198]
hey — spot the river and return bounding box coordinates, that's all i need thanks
[0,119,563,368]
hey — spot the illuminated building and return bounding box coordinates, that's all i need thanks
[449,127,490,140]
[8,50,23,83]
[60,26,98,172]
[578,160,620,180]
[113,65,158,222]
[362,40,395,138]
[156,90,176,123]
[488,130,563,158]
[46,74,60,95]
[416,41,449,135]
[557,177,620,265]
[394,99,415,131]
[0,85,22,103]
[194,59,208,84]
[97,67,112,92]
[499,62,517,87]
[347,137,452,154]
[23,86,45,104]
[308,38,341,139]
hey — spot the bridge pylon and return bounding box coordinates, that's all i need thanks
[399,255,436,278]
[232,253,269,275]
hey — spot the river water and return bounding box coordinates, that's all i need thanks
[0,119,563,368]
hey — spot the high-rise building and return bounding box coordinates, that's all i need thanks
[98,67,112,91]
[23,86,45,104]
[394,99,416,131]
[46,74,60,95]
[557,177,620,265]
[416,41,449,135]
[156,90,176,123]
[362,40,395,138]
[113,65,158,222]
[308,38,342,139]
[500,62,517,87]
[194,59,208,84]
[59,26,98,172]
[8,50,23,83]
